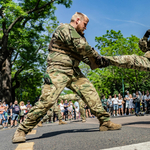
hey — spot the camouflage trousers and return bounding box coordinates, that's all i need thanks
[78,99,86,120]
[41,103,62,123]
[105,54,150,71]
[18,71,110,134]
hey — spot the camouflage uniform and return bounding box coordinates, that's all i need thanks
[59,94,86,120]
[103,37,150,71]
[41,102,62,123]
[17,23,110,134]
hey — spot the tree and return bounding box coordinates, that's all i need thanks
[0,0,72,103]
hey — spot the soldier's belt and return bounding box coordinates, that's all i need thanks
[49,45,83,62]
[49,40,99,70]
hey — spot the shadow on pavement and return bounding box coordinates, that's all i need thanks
[26,127,99,141]
[122,121,150,126]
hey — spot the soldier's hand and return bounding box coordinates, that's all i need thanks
[44,74,52,85]
[144,29,150,38]
[95,55,109,67]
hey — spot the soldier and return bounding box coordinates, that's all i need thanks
[103,30,150,72]
[59,94,86,122]
[12,12,121,143]
[37,101,66,127]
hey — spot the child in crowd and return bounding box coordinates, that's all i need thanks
[2,107,8,128]
[75,106,79,120]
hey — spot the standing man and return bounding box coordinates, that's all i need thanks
[145,91,150,113]
[10,100,20,128]
[141,91,146,112]
[12,12,121,143]
[26,100,32,114]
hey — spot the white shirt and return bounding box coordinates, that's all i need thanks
[118,99,122,105]
[129,98,133,106]
[69,102,73,109]
[20,105,27,113]
[59,103,64,110]
[145,95,150,101]
[112,97,118,105]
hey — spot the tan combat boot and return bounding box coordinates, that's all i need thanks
[59,120,67,125]
[99,121,122,131]
[82,119,86,123]
[37,121,43,127]
[12,130,26,143]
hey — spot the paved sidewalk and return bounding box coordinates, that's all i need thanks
[80,115,150,128]
[0,115,150,150]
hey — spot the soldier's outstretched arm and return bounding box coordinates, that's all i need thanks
[98,30,150,72]
[103,54,150,72]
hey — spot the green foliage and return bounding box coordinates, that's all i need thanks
[79,62,91,76]
[0,0,72,102]
[14,69,43,104]
[88,30,149,98]
[61,89,74,95]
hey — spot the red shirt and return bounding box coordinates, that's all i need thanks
[0,105,5,114]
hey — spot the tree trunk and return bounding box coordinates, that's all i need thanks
[0,65,2,100]
[11,80,20,103]
[2,58,12,104]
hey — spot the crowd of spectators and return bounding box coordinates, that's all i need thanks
[57,99,94,122]
[101,90,150,116]
[0,100,32,129]
[0,90,149,128]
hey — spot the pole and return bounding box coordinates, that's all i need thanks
[122,75,124,98]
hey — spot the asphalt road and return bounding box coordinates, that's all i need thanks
[1,116,150,150]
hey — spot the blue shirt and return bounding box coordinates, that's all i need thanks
[10,104,20,114]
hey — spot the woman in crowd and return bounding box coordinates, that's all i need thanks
[112,94,119,116]
[118,95,123,116]
[19,101,27,123]
[59,100,64,119]
[129,94,134,115]
[68,100,73,120]
[84,104,92,118]
[107,95,113,115]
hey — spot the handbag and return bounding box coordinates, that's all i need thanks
[20,110,24,116]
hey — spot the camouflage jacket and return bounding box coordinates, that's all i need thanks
[47,23,99,75]
[139,37,150,52]
[139,37,150,59]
